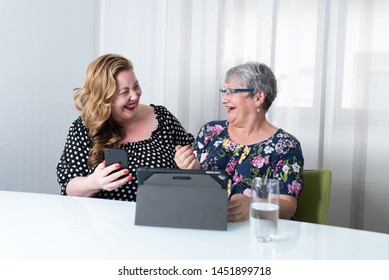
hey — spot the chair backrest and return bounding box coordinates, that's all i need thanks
[295,169,332,224]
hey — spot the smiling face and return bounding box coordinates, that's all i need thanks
[221,78,257,127]
[110,69,142,124]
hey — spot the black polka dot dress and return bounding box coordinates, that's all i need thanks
[56,105,194,201]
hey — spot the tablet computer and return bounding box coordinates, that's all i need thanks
[135,167,229,230]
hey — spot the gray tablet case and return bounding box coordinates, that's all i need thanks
[135,168,229,231]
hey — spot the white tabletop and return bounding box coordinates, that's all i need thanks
[0,190,388,260]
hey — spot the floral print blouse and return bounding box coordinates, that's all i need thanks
[192,120,304,198]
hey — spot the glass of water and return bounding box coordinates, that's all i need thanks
[250,178,280,242]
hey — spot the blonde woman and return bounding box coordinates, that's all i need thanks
[57,54,193,201]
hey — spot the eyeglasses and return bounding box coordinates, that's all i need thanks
[219,88,255,96]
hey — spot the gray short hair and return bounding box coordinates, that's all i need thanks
[225,62,277,111]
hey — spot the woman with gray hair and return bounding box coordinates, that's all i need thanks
[175,62,304,222]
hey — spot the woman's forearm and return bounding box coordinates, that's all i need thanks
[65,176,100,197]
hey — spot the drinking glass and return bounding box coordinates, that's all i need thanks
[250,178,280,242]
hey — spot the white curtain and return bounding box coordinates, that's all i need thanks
[99,0,389,233]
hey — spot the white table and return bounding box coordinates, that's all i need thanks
[1,190,388,260]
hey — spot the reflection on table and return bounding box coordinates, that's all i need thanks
[0,190,388,260]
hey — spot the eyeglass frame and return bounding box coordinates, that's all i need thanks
[219,88,255,96]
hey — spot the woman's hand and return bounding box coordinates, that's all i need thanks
[228,194,250,222]
[87,161,133,192]
[174,145,200,169]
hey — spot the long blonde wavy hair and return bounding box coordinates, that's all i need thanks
[73,54,133,168]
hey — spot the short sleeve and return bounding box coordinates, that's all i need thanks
[156,105,194,146]
[272,133,304,198]
[192,121,226,165]
[56,117,92,195]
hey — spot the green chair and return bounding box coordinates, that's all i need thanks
[295,169,332,224]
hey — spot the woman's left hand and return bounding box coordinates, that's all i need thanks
[228,194,250,222]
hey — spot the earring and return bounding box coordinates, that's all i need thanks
[257,108,261,113]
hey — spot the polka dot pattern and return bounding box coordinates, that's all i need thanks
[57,105,194,201]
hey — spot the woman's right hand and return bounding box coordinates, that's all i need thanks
[174,145,200,170]
[87,161,133,192]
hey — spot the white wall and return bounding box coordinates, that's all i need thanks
[0,0,98,194]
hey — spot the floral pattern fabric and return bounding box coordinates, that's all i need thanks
[193,120,304,198]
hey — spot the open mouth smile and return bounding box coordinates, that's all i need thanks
[226,106,236,113]
[124,103,136,111]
